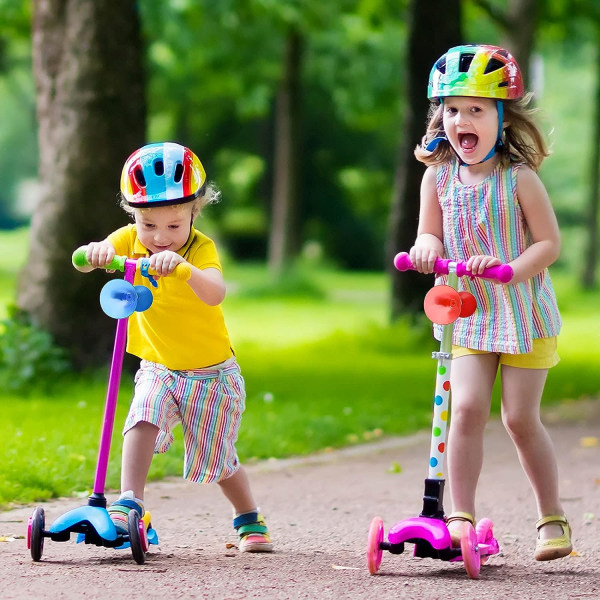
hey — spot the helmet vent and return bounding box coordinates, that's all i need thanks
[154,160,164,176]
[484,58,505,74]
[459,53,474,72]
[134,167,146,188]
[174,162,184,183]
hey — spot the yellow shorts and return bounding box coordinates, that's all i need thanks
[452,336,559,369]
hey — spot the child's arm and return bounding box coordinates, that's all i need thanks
[147,251,226,306]
[509,166,561,285]
[409,166,445,273]
[73,241,117,272]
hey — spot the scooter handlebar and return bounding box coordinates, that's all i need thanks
[72,246,192,281]
[393,252,513,284]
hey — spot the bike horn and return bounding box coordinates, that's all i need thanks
[423,285,462,325]
[99,280,154,319]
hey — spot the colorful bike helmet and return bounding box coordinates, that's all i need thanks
[120,142,206,207]
[428,44,524,101]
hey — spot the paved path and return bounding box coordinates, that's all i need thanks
[1,400,599,599]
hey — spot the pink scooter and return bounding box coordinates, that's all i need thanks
[367,252,513,579]
[27,248,190,565]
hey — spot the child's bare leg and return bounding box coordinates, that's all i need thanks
[447,354,497,526]
[217,466,257,514]
[500,365,564,539]
[120,421,159,501]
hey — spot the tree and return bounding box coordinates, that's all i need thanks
[387,0,462,319]
[469,0,539,88]
[268,27,303,276]
[18,0,146,367]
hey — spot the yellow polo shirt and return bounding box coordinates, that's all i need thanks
[107,224,233,370]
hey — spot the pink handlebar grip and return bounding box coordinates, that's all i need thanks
[393,252,513,283]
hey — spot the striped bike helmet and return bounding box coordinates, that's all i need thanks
[428,44,524,101]
[120,142,206,208]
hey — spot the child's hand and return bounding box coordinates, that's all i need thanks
[466,254,501,275]
[409,245,443,274]
[85,241,116,269]
[149,251,185,277]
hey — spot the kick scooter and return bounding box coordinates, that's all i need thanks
[27,247,191,564]
[366,252,513,579]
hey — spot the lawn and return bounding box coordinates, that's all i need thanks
[1,233,599,509]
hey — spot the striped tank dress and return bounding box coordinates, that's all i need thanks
[434,160,561,354]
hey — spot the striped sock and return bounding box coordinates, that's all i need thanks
[107,490,145,534]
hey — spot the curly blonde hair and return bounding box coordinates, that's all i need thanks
[414,93,550,171]
[119,182,221,220]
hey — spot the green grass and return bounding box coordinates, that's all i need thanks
[0,227,28,319]
[1,250,599,509]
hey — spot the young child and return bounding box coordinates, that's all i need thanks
[76,142,272,553]
[409,45,571,561]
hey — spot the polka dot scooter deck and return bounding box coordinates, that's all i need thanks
[366,252,512,579]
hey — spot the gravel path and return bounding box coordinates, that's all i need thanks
[1,400,598,599]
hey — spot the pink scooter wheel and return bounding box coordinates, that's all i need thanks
[367,517,384,574]
[26,516,32,549]
[138,517,149,553]
[460,521,481,579]
[476,518,495,564]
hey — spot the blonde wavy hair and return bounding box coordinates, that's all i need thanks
[414,93,550,171]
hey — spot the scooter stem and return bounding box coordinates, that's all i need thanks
[90,260,137,504]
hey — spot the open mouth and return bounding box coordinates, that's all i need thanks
[459,133,478,151]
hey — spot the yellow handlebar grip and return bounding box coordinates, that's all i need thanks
[174,262,192,281]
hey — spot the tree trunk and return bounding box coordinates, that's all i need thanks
[387,0,462,320]
[472,0,539,88]
[582,32,600,288]
[268,28,302,277]
[19,0,146,367]
[501,0,539,86]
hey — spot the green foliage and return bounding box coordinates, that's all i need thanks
[235,262,326,299]
[1,3,599,271]
[0,305,70,394]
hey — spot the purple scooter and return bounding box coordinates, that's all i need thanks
[367,252,513,579]
[27,247,191,564]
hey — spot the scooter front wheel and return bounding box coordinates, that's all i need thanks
[367,516,384,574]
[460,521,481,579]
[128,510,148,565]
[28,507,45,562]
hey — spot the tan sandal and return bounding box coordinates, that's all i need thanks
[446,511,475,548]
[534,515,572,561]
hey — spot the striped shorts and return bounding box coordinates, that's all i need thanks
[124,357,246,484]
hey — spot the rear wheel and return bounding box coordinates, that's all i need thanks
[366,517,384,574]
[476,518,495,564]
[28,507,45,562]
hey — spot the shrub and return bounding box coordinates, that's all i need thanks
[0,305,70,394]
